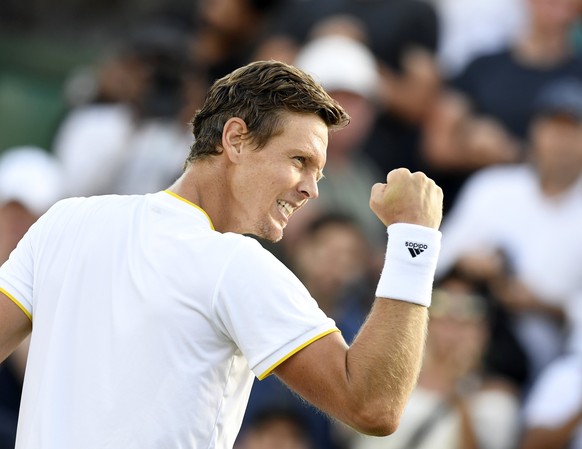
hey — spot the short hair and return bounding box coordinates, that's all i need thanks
[185,60,350,164]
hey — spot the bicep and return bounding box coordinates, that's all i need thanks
[273,299,429,436]
[0,290,32,364]
[274,331,352,420]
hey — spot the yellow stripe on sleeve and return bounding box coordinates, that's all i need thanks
[258,328,340,380]
[0,287,32,322]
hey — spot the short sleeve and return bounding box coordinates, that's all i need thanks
[212,237,339,380]
[0,199,67,320]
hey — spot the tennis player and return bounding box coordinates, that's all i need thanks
[0,60,443,449]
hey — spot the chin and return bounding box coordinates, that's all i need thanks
[253,222,285,243]
[269,233,284,243]
[261,229,284,243]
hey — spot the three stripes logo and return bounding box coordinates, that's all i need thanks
[405,241,428,258]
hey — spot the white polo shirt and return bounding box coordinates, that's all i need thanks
[0,190,338,449]
[437,165,582,378]
[523,354,582,449]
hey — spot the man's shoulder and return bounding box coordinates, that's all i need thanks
[468,163,531,190]
[217,234,294,279]
[217,233,279,261]
[452,48,512,86]
[48,194,140,214]
[454,164,533,210]
[466,48,512,70]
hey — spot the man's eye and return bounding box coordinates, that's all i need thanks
[294,156,306,164]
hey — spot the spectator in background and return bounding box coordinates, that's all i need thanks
[423,0,582,213]
[190,0,279,81]
[288,213,376,344]
[435,78,582,387]
[253,0,441,176]
[423,0,527,78]
[236,407,313,449]
[351,276,520,449]
[0,147,66,449]
[53,19,201,196]
[288,31,386,249]
[520,296,582,449]
[244,213,377,449]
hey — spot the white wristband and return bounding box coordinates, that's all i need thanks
[375,223,442,307]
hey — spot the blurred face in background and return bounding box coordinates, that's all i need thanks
[238,416,311,449]
[97,53,151,104]
[427,283,489,378]
[530,114,582,185]
[292,219,370,309]
[327,90,376,160]
[528,0,582,32]
[198,0,259,38]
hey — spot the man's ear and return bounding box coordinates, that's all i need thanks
[222,117,249,164]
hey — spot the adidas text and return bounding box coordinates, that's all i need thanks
[405,241,427,258]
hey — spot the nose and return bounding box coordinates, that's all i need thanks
[298,174,319,199]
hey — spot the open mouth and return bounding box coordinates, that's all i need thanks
[277,199,294,218]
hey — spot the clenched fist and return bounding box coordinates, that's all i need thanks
[370,168,443,230]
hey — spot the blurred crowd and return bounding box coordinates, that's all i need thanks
[1,0,582,448]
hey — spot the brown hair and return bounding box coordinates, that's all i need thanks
[185,60,350,164]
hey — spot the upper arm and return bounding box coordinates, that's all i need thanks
[0,289,32,364]
[273,299,429,436]
[274,331,353,423]
[272,327,404,436]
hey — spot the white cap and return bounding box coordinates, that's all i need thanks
[294,35,379,99]
[0,146,66,216]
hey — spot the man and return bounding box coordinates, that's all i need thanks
[0,60,443,449]
[435,77,582,385]
[422,0,582,213]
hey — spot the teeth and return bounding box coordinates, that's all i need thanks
[277,200,293,217]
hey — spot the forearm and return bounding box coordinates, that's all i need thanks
[335,221,439,432]
[275,299,428,436]
[276,170,442,436]
[345,299,428,430]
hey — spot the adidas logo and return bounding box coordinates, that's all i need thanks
[405,241,428,258]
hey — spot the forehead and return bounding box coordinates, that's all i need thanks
[274,112,328,155]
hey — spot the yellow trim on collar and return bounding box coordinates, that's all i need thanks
[0,287,32,322]
[164,190,215,230]
[258,328,340,380]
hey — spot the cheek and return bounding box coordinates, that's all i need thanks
[232,166,274,203]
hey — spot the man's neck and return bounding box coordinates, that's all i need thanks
[514,28,572,66]
[169,160,229,232]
